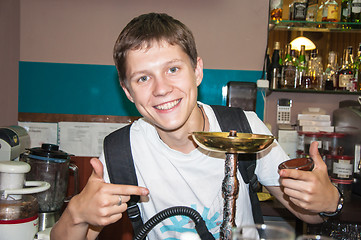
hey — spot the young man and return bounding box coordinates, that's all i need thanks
[51,13,340,240]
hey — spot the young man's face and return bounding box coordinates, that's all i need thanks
[122,41,203,132]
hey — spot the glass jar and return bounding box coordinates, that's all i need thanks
[304,132,323,156]
[331,178,353,202]
[331,155,354,180]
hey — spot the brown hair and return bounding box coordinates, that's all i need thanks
[113,13,198,86]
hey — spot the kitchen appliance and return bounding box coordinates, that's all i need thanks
[0,126,30,161]
[333,99,361,195]
[0,161,50,240]
[22,143,79,231]
[192,131,274,239]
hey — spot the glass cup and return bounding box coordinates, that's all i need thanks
[296,235,334,240]
[232,224,295,240]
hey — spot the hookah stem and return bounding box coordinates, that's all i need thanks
[220,152,239,240]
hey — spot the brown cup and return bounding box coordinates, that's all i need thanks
[278,157,314,171]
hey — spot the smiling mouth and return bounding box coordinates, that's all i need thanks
[154,99,181,110]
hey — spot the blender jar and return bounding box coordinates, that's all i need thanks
[23,144,78,213]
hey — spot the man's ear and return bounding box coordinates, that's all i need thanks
[121,83,134,103]
[195,57,203,87]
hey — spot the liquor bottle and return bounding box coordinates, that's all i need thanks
[290,0,309,20]
[347,46,354,69]
[306,1,319,22]
[268,42,282,89]
[296,45,307,88]
[336,48,354,90]
[322,0,339,22]
[265,48,271,81]
[270,0,283,21]
[355,43,361,91]
[351,0,361,24]
[307,50,323,89]
[324,51,338,90]
[341,0,352,26]
[281,44,297,89]
[317,0,326,22]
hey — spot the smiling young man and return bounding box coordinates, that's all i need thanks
[51,13,340,240]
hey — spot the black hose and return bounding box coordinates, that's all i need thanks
[134,206,215,240]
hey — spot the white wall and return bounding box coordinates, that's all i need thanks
[20,0,269,70]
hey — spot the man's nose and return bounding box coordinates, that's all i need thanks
[153,76,173,96]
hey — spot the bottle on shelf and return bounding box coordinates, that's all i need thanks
[336,48,354,90]
[354,43,361,91]
[351,0,361,24]
[317,0,326,22]
[324,51,338,90]
[281,44,297,89]
[341,0,352,28]
[306,49,324,90]
[296,45,307,88]
[265,47,271,81]
[306,0,319,22]
[268,42,282,89]
[289,0,309,21]
[347,46,354,67]
[322,0,340,22]
[270,0,283,21]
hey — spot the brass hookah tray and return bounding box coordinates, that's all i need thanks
[192,131,275,153]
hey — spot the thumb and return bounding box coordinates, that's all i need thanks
[90,157,104,180]
[309,141,324,168]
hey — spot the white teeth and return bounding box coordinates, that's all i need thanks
[155,99,180,110]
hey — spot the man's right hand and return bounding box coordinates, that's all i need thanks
[68,157,149,227]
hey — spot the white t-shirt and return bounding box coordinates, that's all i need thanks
[99,103,289,240]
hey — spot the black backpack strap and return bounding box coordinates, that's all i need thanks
[210,105,264,224]
[103,124,144,235]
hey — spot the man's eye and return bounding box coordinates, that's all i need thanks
[138,76,149,82]
[168,67,179,74]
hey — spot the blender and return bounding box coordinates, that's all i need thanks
[22,143,79,231]
[0,161,50,240]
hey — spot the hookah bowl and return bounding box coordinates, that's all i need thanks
[192,130,274,240]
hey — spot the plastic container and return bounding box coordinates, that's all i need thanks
[322,132,346,156]
[331,178,353,202]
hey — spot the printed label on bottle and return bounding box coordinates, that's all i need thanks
[333,160,353,178]
[339,74,353,87]
[352,0,361,14]
[327,6,339,20]
[271,0,283,10]
[342,7,351,17]
[294,3,307,19]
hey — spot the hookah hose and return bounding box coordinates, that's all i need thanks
[133,206,215,240]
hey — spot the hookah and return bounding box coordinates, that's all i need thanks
[134,130,274,240]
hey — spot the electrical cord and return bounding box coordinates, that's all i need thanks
[133,206,215,240]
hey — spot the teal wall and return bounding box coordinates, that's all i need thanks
[19,62,264,119]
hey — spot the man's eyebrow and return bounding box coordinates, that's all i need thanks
[128,70,148,80]
[129,59,185,79]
